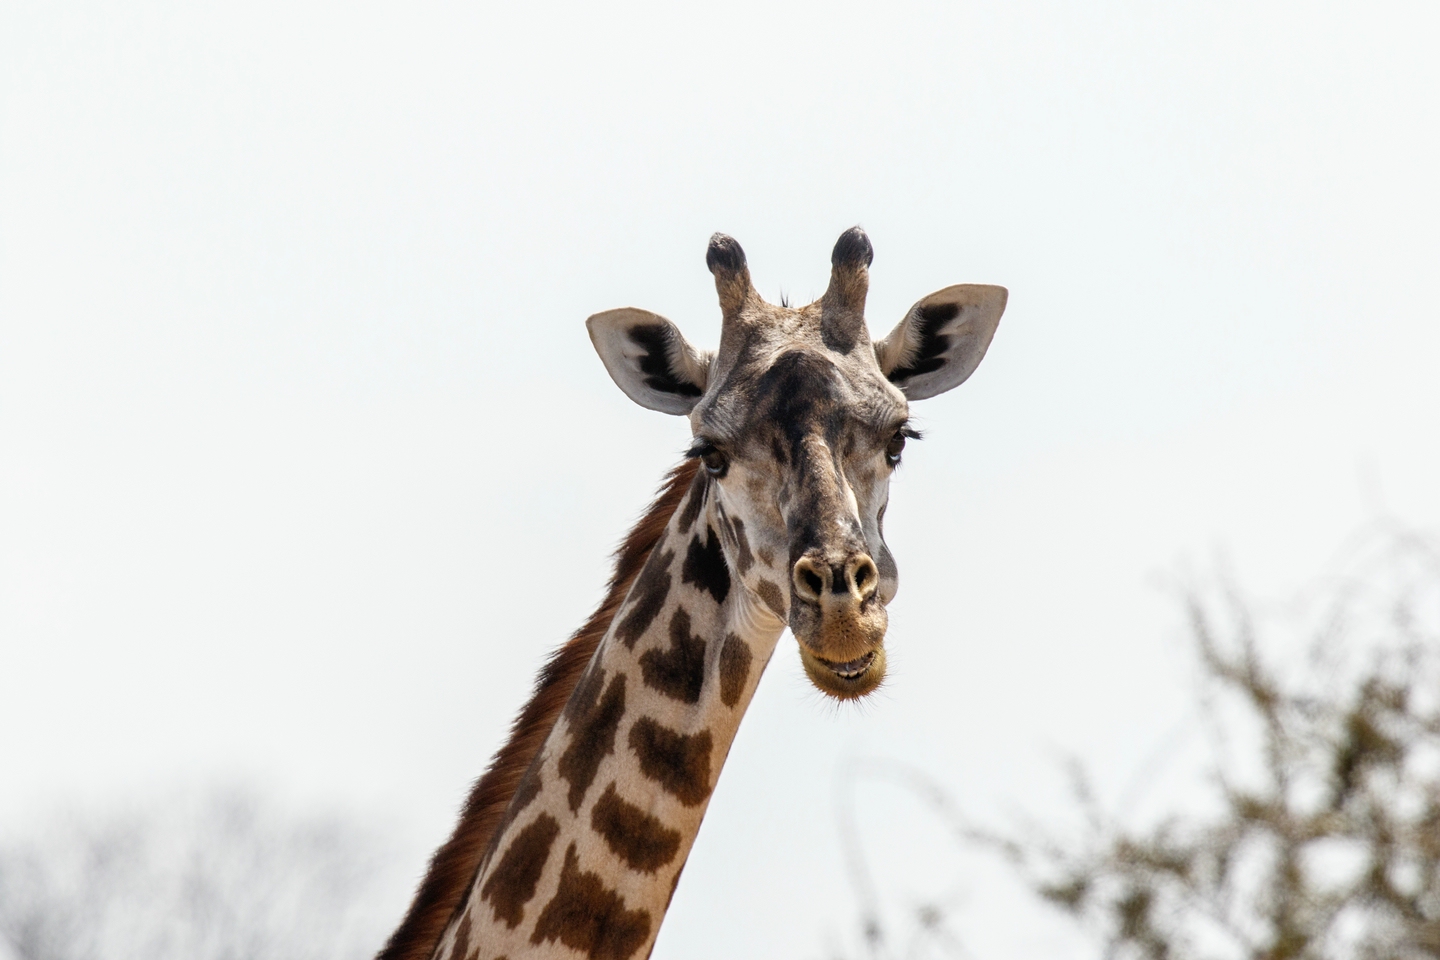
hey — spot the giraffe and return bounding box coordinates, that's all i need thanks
[379,228,1007,960]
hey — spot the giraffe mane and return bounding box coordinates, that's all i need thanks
[377,457,702,960]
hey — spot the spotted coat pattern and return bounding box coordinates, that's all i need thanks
[386,228,1007,960]
[436,478,788,960]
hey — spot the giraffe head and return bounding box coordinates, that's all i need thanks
[588,229,1005,699]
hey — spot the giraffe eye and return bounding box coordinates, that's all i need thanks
[885,432,907,466]
[700,447,729,478]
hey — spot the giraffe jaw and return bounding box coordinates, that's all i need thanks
[799,645,887,700]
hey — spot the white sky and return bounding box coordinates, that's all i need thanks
[2,1,1438,957]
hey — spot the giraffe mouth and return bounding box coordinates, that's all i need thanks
[799,645,886,700]
[820,651,875,680]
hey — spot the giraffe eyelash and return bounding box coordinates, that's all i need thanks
[685,439,719,460]
[886,421,920,469]
[687,439,730,478]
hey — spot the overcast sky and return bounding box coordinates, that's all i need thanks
[3,1,1438,957]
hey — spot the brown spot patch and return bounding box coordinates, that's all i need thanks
[769,435,789,468]
[511,767,543,814]
[376,460,698,960]
[445,915,471,960]
[563,662,602,724]
[558,672,627,812]
[628,717,714,807]
[681,526,730,605]
[479,813,560,929]
[757,546,775,567]
[727,516,754,574]
[530,843,652,960]
[666,864,685,909]
[675,470,706,532]
[492,765,543,840]
[615,547,674,648]
[639,608,708,704]
[718,633,753,708]
[590,782,682,873]
[756,579,786,618]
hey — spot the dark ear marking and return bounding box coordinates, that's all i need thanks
[627,324,703,398]
[530,844,652,960]
[887,302,959,382]
[587,308,709,415]
[875,285,1006,400]
[480,813,561,929]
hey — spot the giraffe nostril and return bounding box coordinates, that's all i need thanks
[793,557,828,602]
[849,555,880,601]
[795,554,879,606]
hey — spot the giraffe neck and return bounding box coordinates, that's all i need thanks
[435,467,787,960]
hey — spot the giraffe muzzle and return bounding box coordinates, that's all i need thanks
[799,644,888,700]
[790,550,889,699]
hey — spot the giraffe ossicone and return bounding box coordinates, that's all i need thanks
[381,228,1007,960]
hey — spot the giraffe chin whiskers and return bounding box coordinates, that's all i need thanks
[799,645,887,700]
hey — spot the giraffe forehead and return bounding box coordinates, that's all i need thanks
[699,345,906,448]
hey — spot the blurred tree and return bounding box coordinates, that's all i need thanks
[831,529,1440,960]
[991,529,1440,960]
[0,788,396,960]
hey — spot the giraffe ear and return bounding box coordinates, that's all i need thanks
[873,284,1008,400]
[587,308,712,415]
